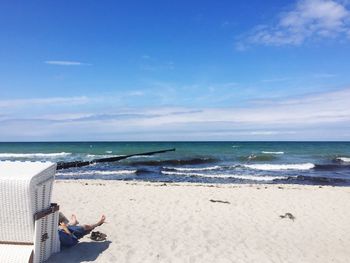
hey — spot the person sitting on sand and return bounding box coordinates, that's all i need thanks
[58,213,106,247]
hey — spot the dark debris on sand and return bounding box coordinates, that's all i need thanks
[210,199,230,204]
[280,212,296,221]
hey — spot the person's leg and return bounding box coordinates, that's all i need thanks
[67,225,88,239]
[59,229,78,247]
[69,214,79,226]
[63,215,106,240]
[81,215,106,232]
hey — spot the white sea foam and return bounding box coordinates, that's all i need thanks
[0,152,71,158]
[261,151,284,155]
[336,157,350,163]
[243,163,315,171]
[162,171,234,178]
[228,175,287,181]
[57,170,137,176]
[105,151,113,154]
[164,166,221,172]
[161,171,286,181]
[128,155,154,159]
[86,154,122,158]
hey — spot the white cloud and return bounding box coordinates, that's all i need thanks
[240,0,350,47]
[44,60,91,66]
[0,96,89,108]
[124,89,350,126]
[1,88,350,140]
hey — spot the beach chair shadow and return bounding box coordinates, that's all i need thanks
[46,241,111,263]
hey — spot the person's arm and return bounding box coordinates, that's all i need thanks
[59,222,72,235]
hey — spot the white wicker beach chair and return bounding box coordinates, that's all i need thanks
[0,161,60,263]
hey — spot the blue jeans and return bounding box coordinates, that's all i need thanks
[59,225,88,248]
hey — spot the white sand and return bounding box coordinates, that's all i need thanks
[47,180,350,263]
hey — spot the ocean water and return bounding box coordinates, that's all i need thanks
[0,142,350,186]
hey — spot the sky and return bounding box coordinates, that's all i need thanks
[1,0,350,141]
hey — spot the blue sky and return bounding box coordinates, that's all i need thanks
[1,0,350,141]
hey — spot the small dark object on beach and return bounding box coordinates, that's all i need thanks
[278,186,284,189]
[280,212,296,221]
[85,183,88,185]
[90,231,107,241]
[210,199,230,204]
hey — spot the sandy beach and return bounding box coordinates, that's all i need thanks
[47,180,350,263]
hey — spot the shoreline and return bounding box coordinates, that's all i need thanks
[48,179,350,263]
[54,178,350,188]
[55,178,343,188]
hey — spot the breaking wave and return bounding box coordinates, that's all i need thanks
[86,154,122,158]
[243,163,315,171]
[261,151,284,155]
[161,171,286,181]
[335,157,350,163]
[57,170,137,176]
[0,152,71,158]
[164,166,221,172]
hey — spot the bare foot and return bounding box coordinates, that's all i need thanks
[97,215,106,226]
[83,215,106,232]
[69,214,79,226]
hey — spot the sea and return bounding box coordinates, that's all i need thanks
[0,142,350,186]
